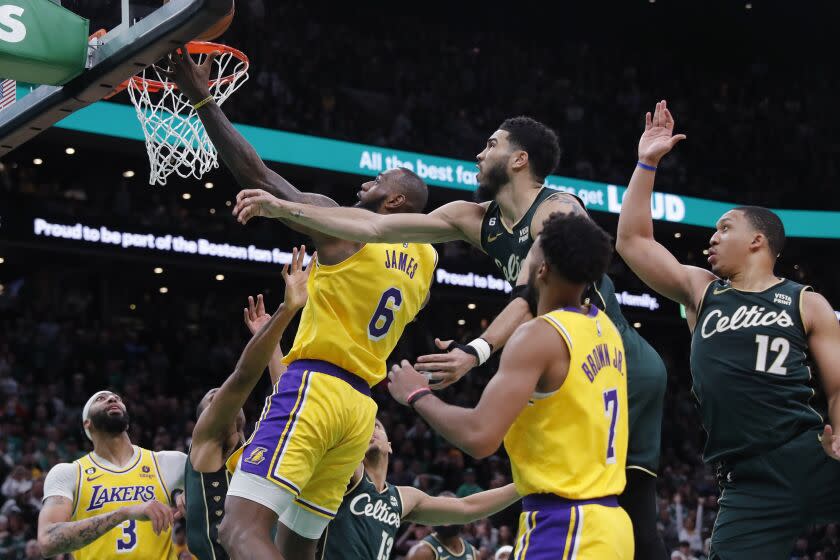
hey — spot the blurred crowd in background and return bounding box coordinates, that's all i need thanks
[2,2,839,558]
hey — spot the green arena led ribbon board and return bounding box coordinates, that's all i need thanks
[17,84,839,239]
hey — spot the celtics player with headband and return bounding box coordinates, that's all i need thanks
[38,391,186,559]
[616,100,840,558]
[233,117,669,558]
[319,418,518,560]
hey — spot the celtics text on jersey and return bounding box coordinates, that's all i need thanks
[690,279,823,463]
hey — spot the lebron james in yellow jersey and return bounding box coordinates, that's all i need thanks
[389,214,633,559]
[38,391,185,559]
[217,168,434,557]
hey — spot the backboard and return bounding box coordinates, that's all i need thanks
[0,0,233,156]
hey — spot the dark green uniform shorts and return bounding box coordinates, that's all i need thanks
[711,428,840,559]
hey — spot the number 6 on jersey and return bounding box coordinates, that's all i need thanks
[368,288,403,340]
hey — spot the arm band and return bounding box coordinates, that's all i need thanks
[636,161,657,172]
[511,284,538,316]
[407,388,433,407]
[445,339,494,366]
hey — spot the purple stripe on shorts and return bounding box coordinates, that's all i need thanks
[290,359,371,396]
[238,365,307,479]
[522,493,618,512]
[515,508,571,560]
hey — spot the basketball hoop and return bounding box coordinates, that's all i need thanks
[121,41,249,185]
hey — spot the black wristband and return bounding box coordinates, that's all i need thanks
[511,284,537,316]
[445,341,479,359]
[408,388,433,407]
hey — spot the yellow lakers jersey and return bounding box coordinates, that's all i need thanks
[283,242,437,385]
[72,447,175,560]
[504,307,628,499]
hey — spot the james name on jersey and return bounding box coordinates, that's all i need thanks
[384,246,421,279]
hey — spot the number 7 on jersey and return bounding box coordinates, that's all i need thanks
[603,388,619,465]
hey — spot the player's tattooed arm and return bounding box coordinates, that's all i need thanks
[39,497,177,556]
[530,192,589,234]
[39,497,130,556]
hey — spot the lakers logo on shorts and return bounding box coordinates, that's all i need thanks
[244,446,268,466]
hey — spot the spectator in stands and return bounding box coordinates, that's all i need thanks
[456,468,484,498]
[671,541,697,560]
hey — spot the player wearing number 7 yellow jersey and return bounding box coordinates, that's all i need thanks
[168,41,434,560]
[389,214,633,559]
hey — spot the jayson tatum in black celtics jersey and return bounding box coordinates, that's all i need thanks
[617,100,840,559]
[319,418,519,560]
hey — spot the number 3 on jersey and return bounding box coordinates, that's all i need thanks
[117,519,137,552]
[368,288,403,340]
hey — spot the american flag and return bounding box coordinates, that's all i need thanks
[0,79,16,111]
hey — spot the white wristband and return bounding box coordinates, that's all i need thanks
[467,338,493,366]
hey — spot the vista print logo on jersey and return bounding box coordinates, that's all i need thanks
[349,493,401,528]
[701,305,794,339]
[773,293,792,306]
[87,485,156,511]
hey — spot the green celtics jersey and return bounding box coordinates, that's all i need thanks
[419,534,477,560]
[319,472,403,560]
[690,278,822,463]
[184,454,230,560]
[480,186,555,284]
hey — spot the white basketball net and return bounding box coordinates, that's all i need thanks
[126,48,249,185]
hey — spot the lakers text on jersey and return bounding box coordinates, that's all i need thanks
[72,448,175,560]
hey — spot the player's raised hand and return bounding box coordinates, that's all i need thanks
[821,425,840,461]
[414,338,476,390]
[233,189,289,224]
[282,245,312,311]
[163,45,219,104]
[387,360,430,406]
[244,294,270,335]
[124,499,176,535]
[638,100,686,167]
